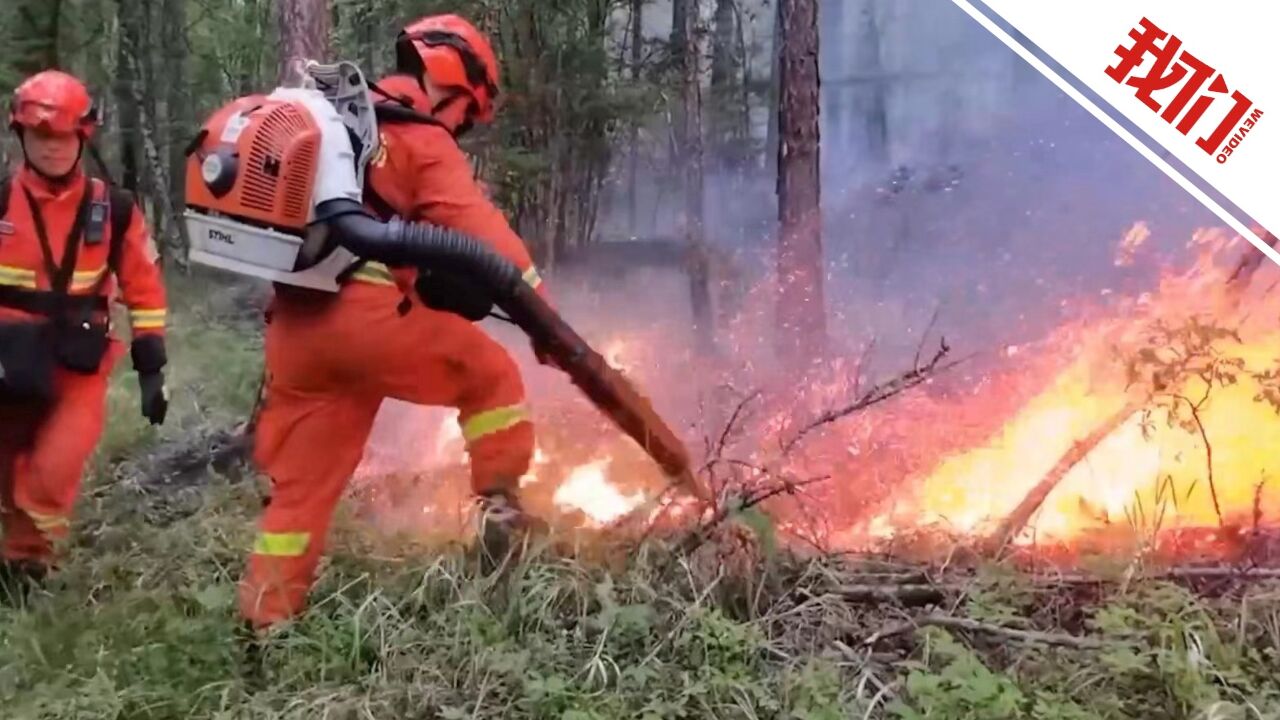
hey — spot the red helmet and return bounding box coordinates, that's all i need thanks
[9,70,98,138]
[395,14,500,124]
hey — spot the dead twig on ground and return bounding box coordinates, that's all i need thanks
[828,584,945,606]
[1043,566,1280,584]
[674,475,829,557]
[865,613,1110,649]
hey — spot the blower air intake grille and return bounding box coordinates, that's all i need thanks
[241,104,318,221]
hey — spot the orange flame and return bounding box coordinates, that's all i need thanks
[350,222,1280,562]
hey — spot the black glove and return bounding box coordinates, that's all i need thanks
[138,372,168,425]
[131,335,169,426]
[414,269,494,322]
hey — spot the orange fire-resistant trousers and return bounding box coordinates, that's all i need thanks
[240,282,534,628]
[0,344,120,563]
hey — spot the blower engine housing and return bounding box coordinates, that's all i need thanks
[184,61,378,291]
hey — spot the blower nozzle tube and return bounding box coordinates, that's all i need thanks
[321,199,522,297]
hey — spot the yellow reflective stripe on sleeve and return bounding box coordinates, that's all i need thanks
[0,265,37,289]
[522,266,542,289]
[252,531,311,557]
[350,261,396,286]
[130,308,167,329]
[461,404,530,443]
[69,266,108,291]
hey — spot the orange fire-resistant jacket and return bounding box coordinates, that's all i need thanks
[0,166,167,339]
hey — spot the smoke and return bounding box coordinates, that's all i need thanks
[605,0,1224,373]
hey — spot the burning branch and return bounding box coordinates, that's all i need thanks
[986,313,1248,553]
[782,337,958,455]
[984,397,1146,555]
[1226,229,1278,289]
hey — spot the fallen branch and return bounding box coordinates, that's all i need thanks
[1041,566,1280,584]
[783,339,962,454]
[830,584,945,606]
[984,398,1145,554]
[865,613,1109,649]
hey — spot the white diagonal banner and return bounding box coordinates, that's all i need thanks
[952,0,1280,268]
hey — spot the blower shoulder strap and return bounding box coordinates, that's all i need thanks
[106,186,135,277]
[372,102,449,131]
[335,180,398,286]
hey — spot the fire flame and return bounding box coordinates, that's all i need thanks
[351,221,1280,562]
[553,459,645,525]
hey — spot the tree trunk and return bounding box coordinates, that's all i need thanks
[823,0,845,153]
[765,0,782,180]
[856,1,890,166]
[121,5,185,267]
[775,0,826,365]
[161,0,191,255]
[357,0,377,76]
[627,0,643,235]
[670,0,688,65]
[113,0,142,192]
[10,0,62,76]
[276,0,333,86]
[675,0,714,353]
[710,0,742,166]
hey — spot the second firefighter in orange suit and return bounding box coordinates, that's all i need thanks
[242,15,548,629]
[0,71,169,601]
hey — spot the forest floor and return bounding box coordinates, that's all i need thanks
[1,273,1279,719]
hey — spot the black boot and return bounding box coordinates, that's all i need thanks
[0,559,49,608]
[235,620,268,686]
[476,490,538,575]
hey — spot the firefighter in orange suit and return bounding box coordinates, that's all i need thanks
[241,15,547,629]
[0,70,169,601]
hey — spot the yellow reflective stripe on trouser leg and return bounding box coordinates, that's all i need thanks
[252,531,311,557]
[461,404,530,444]
[522,266,542,290]
[27,510,69,533]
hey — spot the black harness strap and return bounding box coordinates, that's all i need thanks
[103,187,134,289]
[0,178,104,318]
[23,181,93,302]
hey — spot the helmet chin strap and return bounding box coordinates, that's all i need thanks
[17,129,85,187]
[430,94,476,139]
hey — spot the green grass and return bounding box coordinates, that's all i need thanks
[2,272,1279,719]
